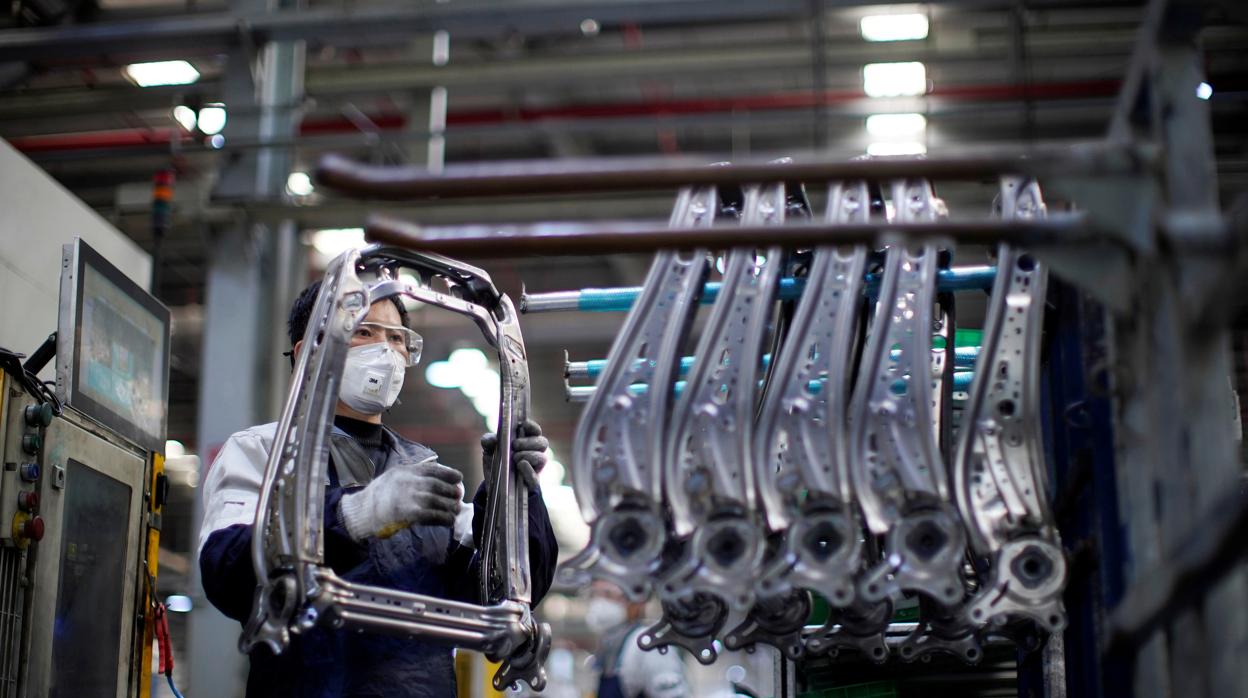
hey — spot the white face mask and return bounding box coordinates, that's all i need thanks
[584,598,628,634]
[339,342,406,415]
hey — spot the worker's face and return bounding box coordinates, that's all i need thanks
[350,301,412,364]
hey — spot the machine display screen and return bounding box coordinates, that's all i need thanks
[58,239,170,452]
[49,459,131,697]
[78,264,166,444]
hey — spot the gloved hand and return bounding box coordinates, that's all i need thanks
[338,461,464,541]
[480,418,549,490]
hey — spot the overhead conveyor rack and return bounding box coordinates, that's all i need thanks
[308,1,1248,695]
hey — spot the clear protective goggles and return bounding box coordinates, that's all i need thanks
[352,321,424,366]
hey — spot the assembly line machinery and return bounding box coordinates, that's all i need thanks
[0,239,171,697]
[305,0,1247,695]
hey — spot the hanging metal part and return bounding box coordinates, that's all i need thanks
[802,596,895,664]
[239,246,549,691]
[725,181,872,661]
[642,179,790,660]
[955,178,1068,635]
[558,185,718,601]
[851,179,967,609]
[638,594,727,666]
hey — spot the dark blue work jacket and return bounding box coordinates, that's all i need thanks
[199,417,558,698]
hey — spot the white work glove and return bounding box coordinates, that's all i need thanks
[338,461,464,541]
[480,419,550,490]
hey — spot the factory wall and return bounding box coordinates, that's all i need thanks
[0,138,152,372]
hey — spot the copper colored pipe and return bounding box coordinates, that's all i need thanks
[363,213,1101,258]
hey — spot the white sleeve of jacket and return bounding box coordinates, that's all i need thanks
[620,627,691,698]
[197,422,277,558]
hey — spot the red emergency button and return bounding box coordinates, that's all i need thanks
[20,516,44,542]
[17,491,39,513]
[11,512,44,546]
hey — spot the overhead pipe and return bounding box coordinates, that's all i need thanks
[8,78,1121,155]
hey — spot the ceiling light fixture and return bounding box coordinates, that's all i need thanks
[866,113,927,138]
[287,172,315,197]
[196,105,227,135]
[123,60,200,87]
[863,62,927,97]
[172,106,197,132]
[308,228,366,257]
[860,13,929,42]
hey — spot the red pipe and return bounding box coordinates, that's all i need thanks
[9,79,1120,154]
[11,127,192,153]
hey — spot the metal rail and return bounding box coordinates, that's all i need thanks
[364,213,1101,258]
[321,142,1151,200]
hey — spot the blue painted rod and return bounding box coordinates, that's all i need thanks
[524,265,996,313]
[567,346,980,380]
[567,371,975,402]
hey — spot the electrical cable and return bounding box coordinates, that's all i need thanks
[0,346,62,414]
[166,672,185,698]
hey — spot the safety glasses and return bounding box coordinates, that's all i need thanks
[353,321,424,366]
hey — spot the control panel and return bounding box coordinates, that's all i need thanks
[0,379,52,549]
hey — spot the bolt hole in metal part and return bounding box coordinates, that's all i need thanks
[240,246,550,691]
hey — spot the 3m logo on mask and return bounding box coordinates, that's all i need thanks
[340,343,407,414]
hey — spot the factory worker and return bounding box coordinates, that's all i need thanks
[198,280,558,698]
[589,581,691,698]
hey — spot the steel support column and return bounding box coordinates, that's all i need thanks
[187,1,306,696]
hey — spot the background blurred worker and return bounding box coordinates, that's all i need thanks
[587,580,691,698]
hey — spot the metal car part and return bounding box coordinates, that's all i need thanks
[954,178,1068,634]
[663,180,787,538]
[896,603,985,665]
[719,182,874,660]
[641,180,791,659]
[802,597,894,664]
[637,593,728,666]
[238,246,550,691]
[851,179,966,608]
[721,587,812,660]
[653,181,788,616]
[559,186,719,601]
[749,181,872,603]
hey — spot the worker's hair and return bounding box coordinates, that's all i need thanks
[287,279,410,353]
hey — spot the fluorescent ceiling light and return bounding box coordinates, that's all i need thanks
[309,228,366,257]
[432,30,451,66]
[866,113,927,138]
[1196,82,1213,100]
[287,172,314,197]
[172,105,197,132]
[860,13,929,42]
[124,60,200,87]
[165,595,194,613]
[196,105,227,135]
[863,62,927,97]
[867,141,928,156]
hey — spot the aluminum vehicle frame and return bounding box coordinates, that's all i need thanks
[238,245,550,692]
